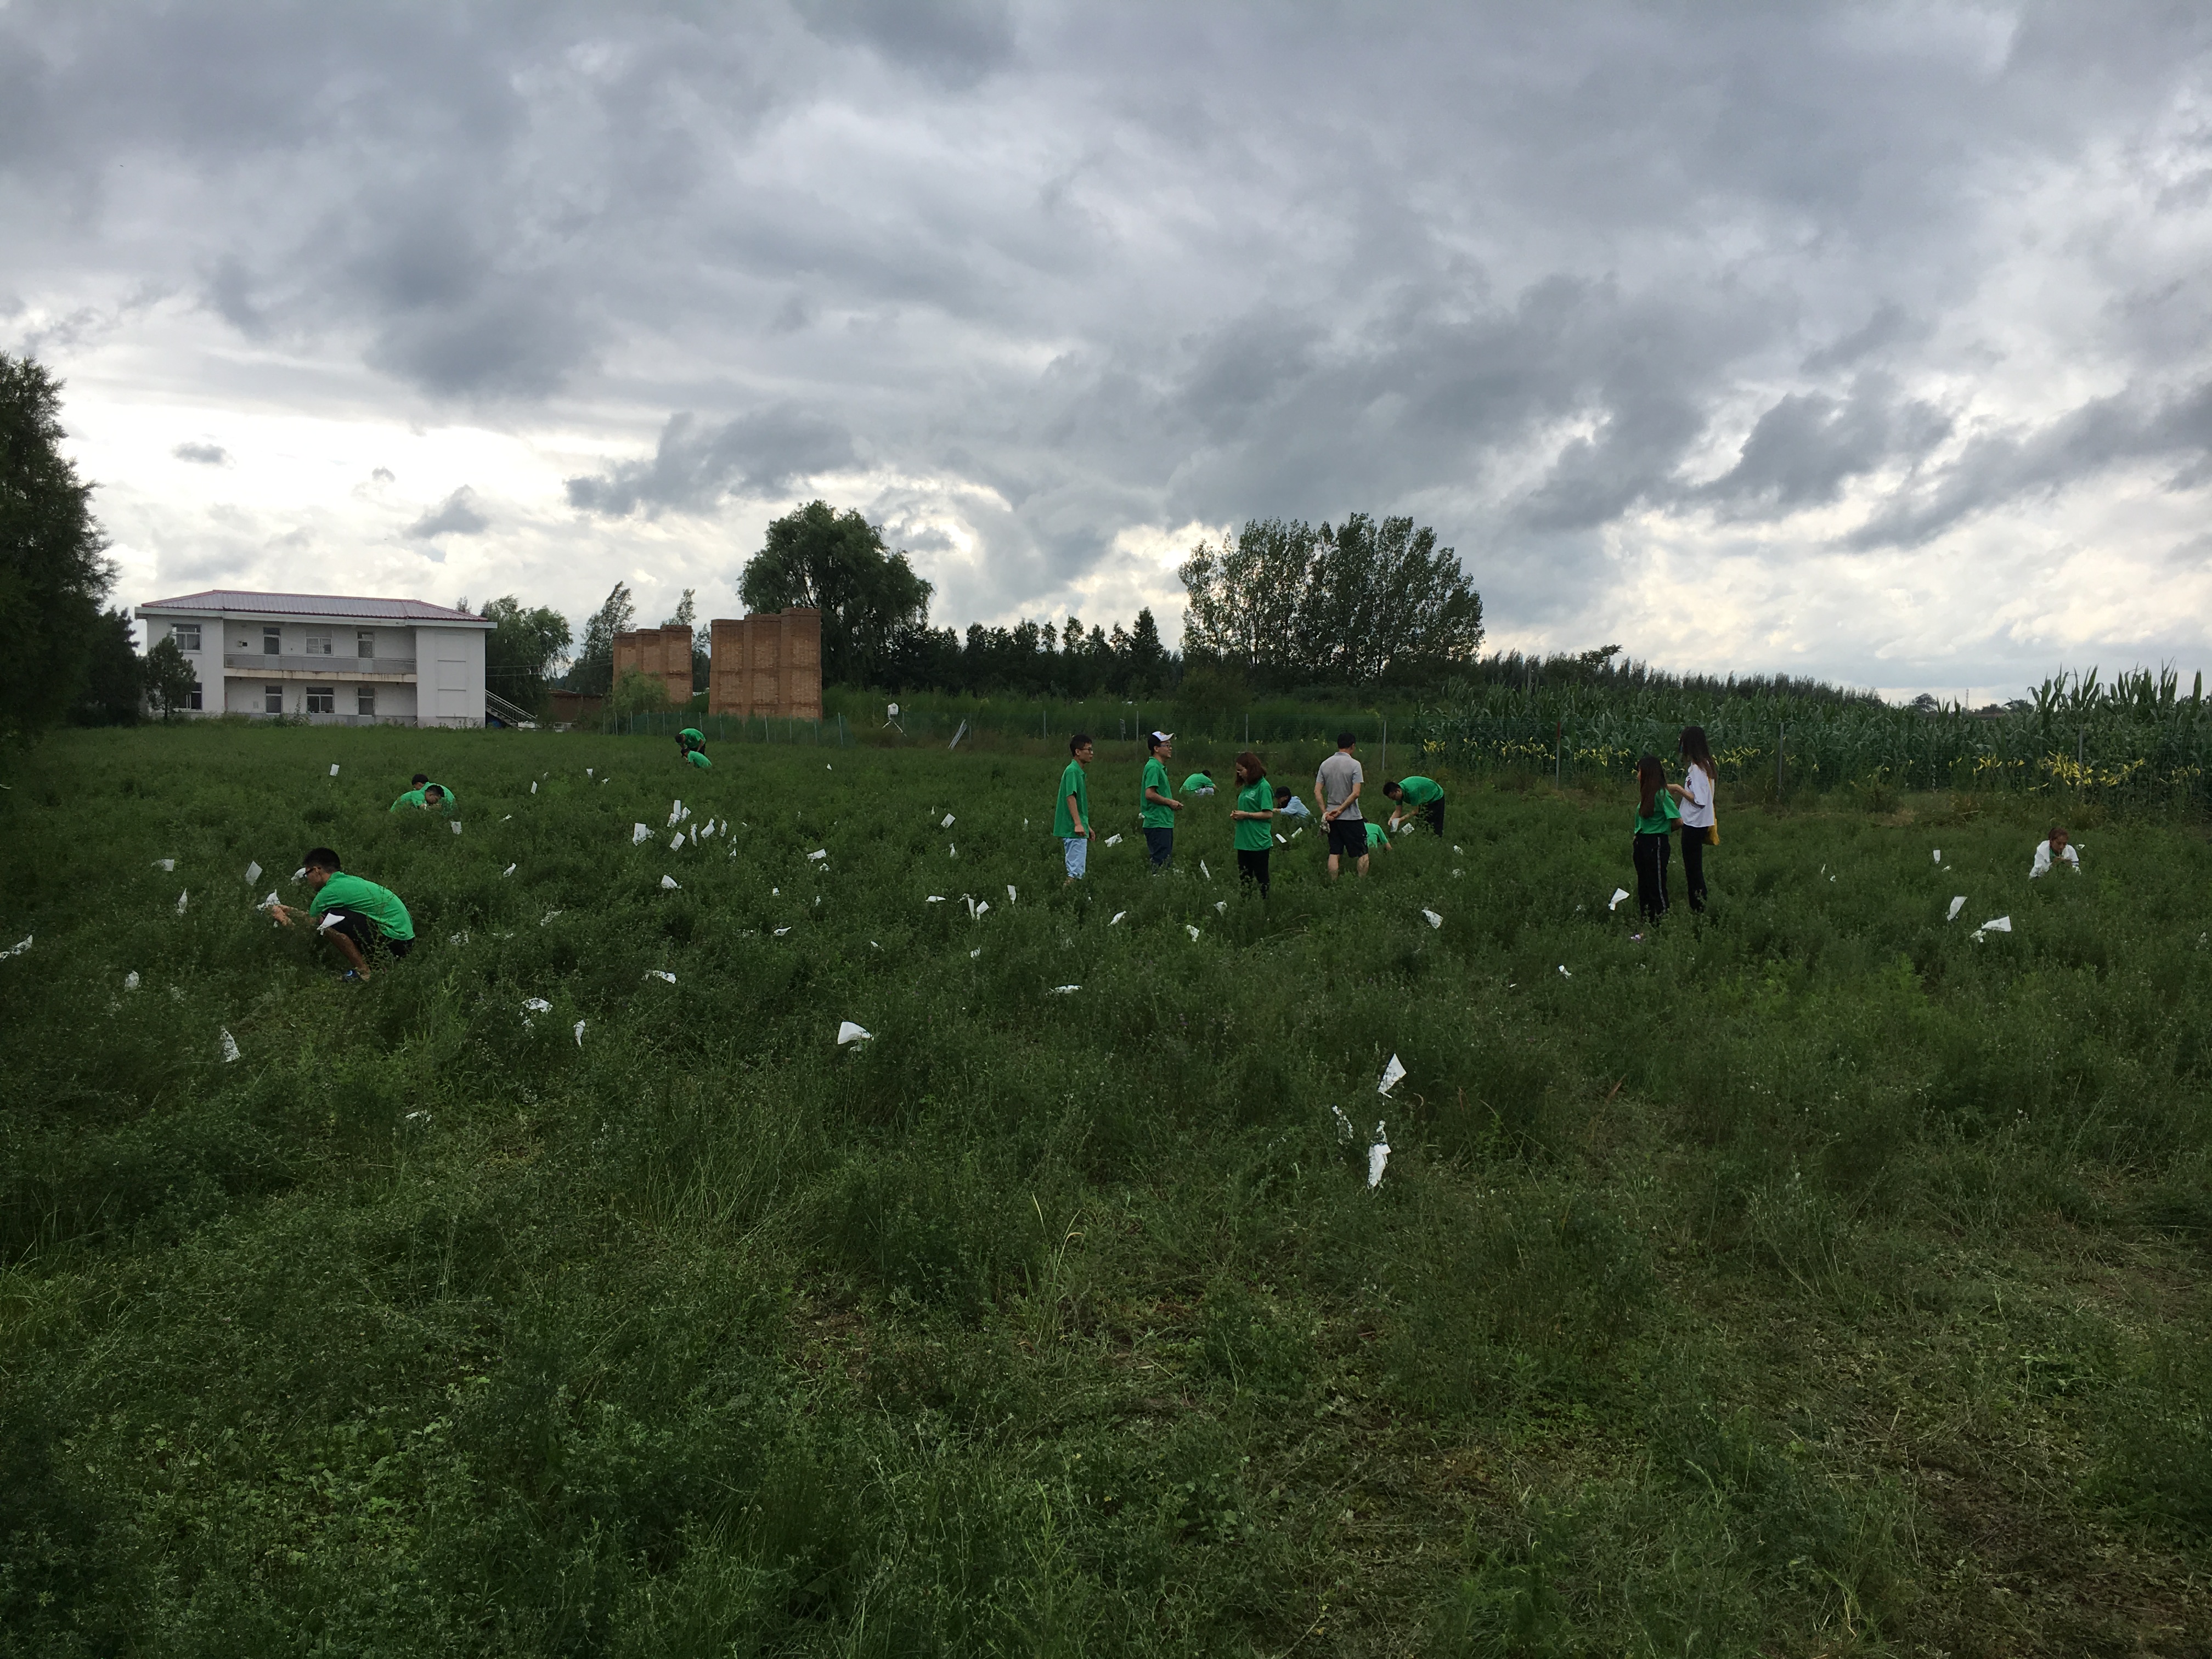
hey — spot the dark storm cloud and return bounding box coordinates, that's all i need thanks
[1851,379,2212,549]
[6,1,2212,686]
[406,486,490,539]
[566,407,859,516]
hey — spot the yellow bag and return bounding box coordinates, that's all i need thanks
[1707,823,1720,846]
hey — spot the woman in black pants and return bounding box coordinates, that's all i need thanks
[1228,750,1276,894]
[1671,724,1717,912]
[1633,754,1679,922]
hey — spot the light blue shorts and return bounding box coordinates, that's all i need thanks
[1063,837,1088,878]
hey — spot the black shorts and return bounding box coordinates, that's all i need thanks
[1328,817,1368,859]
[323,908,413,959]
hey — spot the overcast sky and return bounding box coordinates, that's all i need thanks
[7,1,2211,698]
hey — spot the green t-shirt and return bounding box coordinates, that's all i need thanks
[1182,772,1214,794]
[1365,820,1390,850]
[1634,789,1681,836]
[1140,757,1175,829]
[1233,778,1274,851]
[390,783,455,812]
[309,872,415,941]
[678,728,705,746]
[684,749,713,769]
[1053,759,1091,837]
[1395,775,1444,808]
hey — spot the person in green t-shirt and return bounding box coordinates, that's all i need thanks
[676,728,712,770]
[390,773,456,812]
[1181,771,1215,798]
[1632,754,1681,924]
[1363,820,1397,854]
[1381,775,1446,837]
[1140,731,1182,869]
[1053,733,1096,882]
[1228,751,1278,895]
[272,846,416,981]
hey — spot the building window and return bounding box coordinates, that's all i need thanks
[172,623,201,653]
[264,684,284,714]
[189,682,204,711]
[357,685,376,717]
[305,632,333,654]
[262,626,281,654]
[357,629,376,659]
[306,686,335,714]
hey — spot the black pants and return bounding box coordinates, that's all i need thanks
[325,907,413,959]
[1633,832,1671,922]
[1236,848,1269,895]
[1144,827,1174,868]
[1421,799,1445,836]
[1679,823,1708,911]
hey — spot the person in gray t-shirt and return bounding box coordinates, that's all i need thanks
[1314,731,1368,879]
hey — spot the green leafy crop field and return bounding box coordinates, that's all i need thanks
[4,725,2210,1656]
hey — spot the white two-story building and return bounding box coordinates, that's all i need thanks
[134,590,494,727]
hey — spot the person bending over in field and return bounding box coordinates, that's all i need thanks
[1141,731,1183,869]
[1228,752,1276,895]
[390,774,456,812]
[1182,770,1216,798]
[1273,786,1310,821]
[1056,732,1096,884]
[2030,826,2080,879]
[676,727,713,770]
[1315,730,1367,879]
[1363,819,1397,857]
[271,848,416,982]
[1632,753,1680,925]
[1381,775,1446,837]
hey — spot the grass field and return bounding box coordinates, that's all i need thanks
[4,723,2211,1657]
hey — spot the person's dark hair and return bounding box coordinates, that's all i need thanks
[1678,725,1716,781]
[424,784,447,802]
[1336,730,1357,750]
[1637,755,1665,817]
[1383,780,1403,799]
[2048,823,2066,841]
[1147,730,1171,752]
[1233,750,1265,784]
[303,847,341,872]
[411,773,429,786]
[1273,785,1293,806]
[1069,732,1091,754]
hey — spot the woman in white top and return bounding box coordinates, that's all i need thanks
[1668,725,1717,912]
[2030,826,2080,878]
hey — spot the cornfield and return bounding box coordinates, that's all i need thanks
[1417,666,2212,806]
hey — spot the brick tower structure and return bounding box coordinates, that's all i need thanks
[611,625,694,706]
[708,608,822,719]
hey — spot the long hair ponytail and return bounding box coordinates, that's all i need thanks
[1637,754,1664,817]
[1679,724,1716,783]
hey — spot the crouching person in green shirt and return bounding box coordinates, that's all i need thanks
[1382,775,1444,836]
[676,728,712,770]
[272,847,416,981]
[391,773,457,812]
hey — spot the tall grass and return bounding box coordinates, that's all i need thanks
[3,724,2210,1652]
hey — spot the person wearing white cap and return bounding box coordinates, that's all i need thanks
[1140,730,1183,868]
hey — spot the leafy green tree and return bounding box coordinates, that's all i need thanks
[142,635,198,720]
[663,588,709,691]
[0,356,113,742]
[478,595,574,713]
[739,501,933,685]
[1180,512,1481,689]
[609,665,672,716]
[1178,518,1321,684]
[70,607,144,725]
[567,582,635,696]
